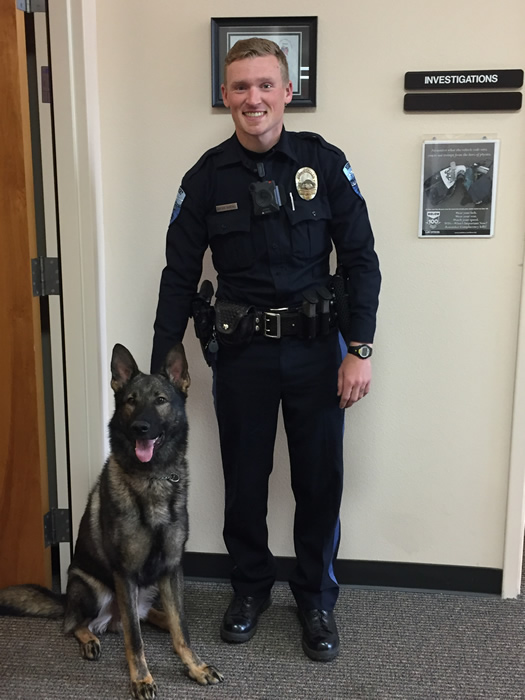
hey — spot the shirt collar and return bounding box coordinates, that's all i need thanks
[273,128,299,162]
[215,128,299,168]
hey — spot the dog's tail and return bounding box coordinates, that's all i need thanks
[0,584,65,619]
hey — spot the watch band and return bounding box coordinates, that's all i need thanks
[347,344,373,359]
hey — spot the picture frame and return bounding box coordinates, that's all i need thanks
[211,17,318,108]
[418,139,500,238]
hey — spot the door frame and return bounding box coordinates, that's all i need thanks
[46,0,108,543]
[502,276,525,598]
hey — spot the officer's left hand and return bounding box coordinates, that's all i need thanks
[337,354,371,409]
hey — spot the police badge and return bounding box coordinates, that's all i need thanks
[295,167,318,200]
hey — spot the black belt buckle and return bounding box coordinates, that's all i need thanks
[264,311,282,338]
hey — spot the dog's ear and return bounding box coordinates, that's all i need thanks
[111,344,140,392]
[162,343,191,395]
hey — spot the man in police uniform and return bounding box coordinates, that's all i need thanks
[151,38,380,662]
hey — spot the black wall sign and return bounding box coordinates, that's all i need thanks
[405,69,524,91]
[404,92,522,112]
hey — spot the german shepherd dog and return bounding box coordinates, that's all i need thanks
[0,343,223,699]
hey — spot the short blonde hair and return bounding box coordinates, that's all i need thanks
[224,37,290,85]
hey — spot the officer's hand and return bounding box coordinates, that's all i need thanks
[337,354,371,409]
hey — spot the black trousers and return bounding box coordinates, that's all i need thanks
[214,330,344,610]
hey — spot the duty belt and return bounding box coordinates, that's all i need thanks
[254,308,336,339]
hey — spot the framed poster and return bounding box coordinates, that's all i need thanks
[419,139,500,238]
[211,17,318,108]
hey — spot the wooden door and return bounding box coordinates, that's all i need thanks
[0,0,51,587]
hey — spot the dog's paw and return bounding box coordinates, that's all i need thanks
[131,678,157,700]
[187,663,224,685]
[80,638,101,660]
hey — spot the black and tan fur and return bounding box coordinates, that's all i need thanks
[0,343,223,699]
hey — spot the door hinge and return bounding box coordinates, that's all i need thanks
[32,256,61,296]
[16,0,46,12]
[41,66,51,104]
[44,508,71,547]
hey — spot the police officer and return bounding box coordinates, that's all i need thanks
[151,38,380,662]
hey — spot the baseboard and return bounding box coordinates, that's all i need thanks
[183,552,502,595]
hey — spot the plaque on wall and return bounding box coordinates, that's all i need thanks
[419,139,500,238]
[405,92,522,112]
[405,69,524,91]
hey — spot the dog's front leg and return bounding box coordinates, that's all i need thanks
[158,571,224,685]
[114,575,157,700]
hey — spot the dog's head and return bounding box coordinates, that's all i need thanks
[109,344,190,467]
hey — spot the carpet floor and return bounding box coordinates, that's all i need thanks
[0,574,524,699]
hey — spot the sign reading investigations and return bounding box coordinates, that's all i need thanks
[405,70,523,90]
[419,140,500,238]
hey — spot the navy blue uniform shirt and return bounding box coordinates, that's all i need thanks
[151,129,380,372]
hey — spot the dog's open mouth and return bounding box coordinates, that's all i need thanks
[135,434,163,463]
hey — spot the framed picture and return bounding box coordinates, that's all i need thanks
[418,139,500,238]
[211,17,318,108]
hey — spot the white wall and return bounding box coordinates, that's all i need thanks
[92,0,525,571]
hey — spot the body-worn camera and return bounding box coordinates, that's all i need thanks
[249,180,282,215]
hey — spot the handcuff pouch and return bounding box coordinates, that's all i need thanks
[215,300,255,347]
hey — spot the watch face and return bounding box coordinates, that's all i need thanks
[358,345,372,358]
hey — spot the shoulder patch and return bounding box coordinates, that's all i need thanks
[343,162,363,199]
[169,187,186,224]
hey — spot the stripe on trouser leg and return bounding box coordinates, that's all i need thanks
[328,519,341,585]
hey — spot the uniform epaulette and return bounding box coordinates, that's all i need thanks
[296,131,344,158]
[184,143,225,182]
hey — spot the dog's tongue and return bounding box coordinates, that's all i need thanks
[136,439,155,463]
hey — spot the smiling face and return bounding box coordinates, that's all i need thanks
[221,55,293,153]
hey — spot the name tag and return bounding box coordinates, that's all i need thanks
[216,203,238,213]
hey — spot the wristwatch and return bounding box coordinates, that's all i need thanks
[348,344,373,359]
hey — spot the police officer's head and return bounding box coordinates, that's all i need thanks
[224,38,290,86]
[221,37,293,153]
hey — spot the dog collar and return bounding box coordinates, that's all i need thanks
[149,473,180,484]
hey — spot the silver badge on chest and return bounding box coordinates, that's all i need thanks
[295,167,318,200]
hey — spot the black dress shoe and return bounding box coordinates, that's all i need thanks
[297,608,340,661]
[220,594,271,643]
